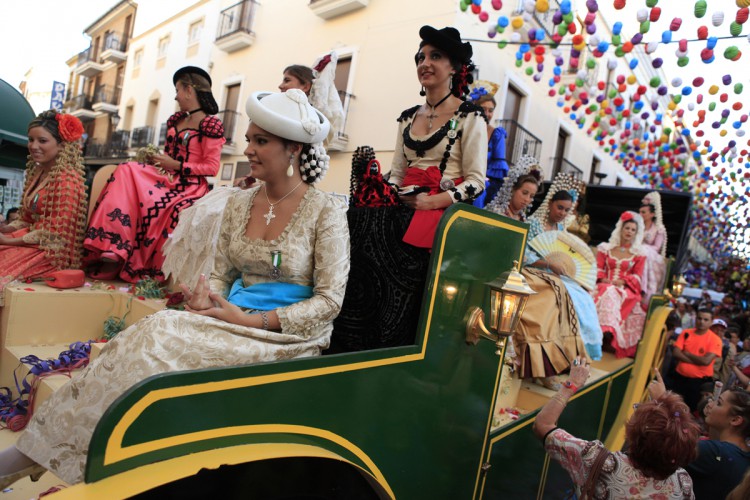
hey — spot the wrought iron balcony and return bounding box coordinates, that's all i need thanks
[216,109,241,144]
[92,85,120,114]
[309,0,369,20]
[84,130,130,159]
[74,47,104,77]
[101,31,128,63]
[215,0,258,53]
[158,123,168,147]
[551,157,584,179]
[131,126,155,148]
[497,119,542,167]
[68,93,97,121]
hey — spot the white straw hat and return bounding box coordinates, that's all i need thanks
[245,89,330,144]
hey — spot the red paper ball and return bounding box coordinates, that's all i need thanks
[698,26,709,39]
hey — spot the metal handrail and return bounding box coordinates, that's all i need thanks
[497,119,543,166]
[102,31,128,52]
[68,94,92,112]
[216,0,259,39]
[551,157,584,179]
[93,85,121,106]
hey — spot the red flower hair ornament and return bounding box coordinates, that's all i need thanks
[55,113,85,143]
[620,211,635,222]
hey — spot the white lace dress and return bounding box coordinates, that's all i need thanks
[16,186,350,484]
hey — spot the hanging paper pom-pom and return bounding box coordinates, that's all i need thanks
[613,21,623,35]
[679,39,689,52]
[698,25,709,39]
[677,56,690,66]
[511,16,524,29]
[693,76,704,86]
[479,11,490,21]
[646,41,659,53]
[725,46,742,60]
[671,77,683,87]
[723,74,733,85]
[607,57,618,70]
[636,8,649,22]
[670,18,682,31]
[614,0,626,10]
[492,0,503,9]
[730,21,743,36]
[738,7,750,24]
[646,0,658,7]
[695,0,707,17]
[712,11,725,26]
[640,21,651,33]
[707,36,718,49]
[662,30,673,43]
[735,83,744,94]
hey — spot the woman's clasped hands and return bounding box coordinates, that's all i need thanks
[181,274,244,324]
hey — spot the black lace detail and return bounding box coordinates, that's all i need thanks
[396,105,420,123]
[402,121,452,158]
[106,208,131,227]
[327,206,429,353]
[84,226,133,253]
[199,115,225,139]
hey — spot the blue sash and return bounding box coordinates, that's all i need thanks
[226,279,313,311]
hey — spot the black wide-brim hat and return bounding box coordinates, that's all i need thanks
[173,66,212,87]
[419,25,473,64]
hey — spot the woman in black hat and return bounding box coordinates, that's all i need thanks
[389,25,488,248]
[83,66,225,282]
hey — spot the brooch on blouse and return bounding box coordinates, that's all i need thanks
[446,118,458,139]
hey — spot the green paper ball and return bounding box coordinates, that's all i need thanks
[515,59,523,67]
[498,40,508,49]
[709,102,716,111]
[611,34,621,46]
[649,76,661,87]
[730,22,743,37]
[734,83,744,94]
[677,56,690,67]
[586,58,596,69]
[615,47,625,57]
[640,21,651,34]
[694,0,707,18]
[646,0,658,6]
[525,67,534,75]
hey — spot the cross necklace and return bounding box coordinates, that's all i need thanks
[424,92,452,131]
[263,181,304,225]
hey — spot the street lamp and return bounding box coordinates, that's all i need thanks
[111,111,121,129]
[465,261,537,355]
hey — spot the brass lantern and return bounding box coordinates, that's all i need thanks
[671,275,687,298]
[466,261,537,355]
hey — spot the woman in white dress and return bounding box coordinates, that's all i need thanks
[0,90,350,487]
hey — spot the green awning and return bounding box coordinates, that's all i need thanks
[0,78,35,169]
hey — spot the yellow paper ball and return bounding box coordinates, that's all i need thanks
[512,16,524,29]
[720,129,728,136]
[738,0,750,8]
[627,74,637,85]
[536,0,550,13]
[709,85,719,95]
[668,101,677,110]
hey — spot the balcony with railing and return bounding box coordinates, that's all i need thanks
[131,126,155,148]
[215,0,258,53]
[84,130,130,159]
[216,110,241,152]
[157,123,168,147]
[551,157,584,179]
[101,31,128,63]
[68,93,97,121]
[74,47,104,78]
[309,0,369,20]
[326,90,353,151]
[497,119,542,167]
[92,85,121,114]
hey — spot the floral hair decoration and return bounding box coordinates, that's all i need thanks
[621,211,635,223]
[55,113,85,143]
[469,86,488,101]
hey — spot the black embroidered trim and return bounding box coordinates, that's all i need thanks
[396,105,420,123]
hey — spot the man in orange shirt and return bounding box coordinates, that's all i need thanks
[669,309,723,411]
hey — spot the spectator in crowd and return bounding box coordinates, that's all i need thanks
[668,308,723,411]
[686,388,750,499]
[534,365,697,499]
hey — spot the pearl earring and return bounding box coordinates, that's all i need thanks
[287,155,294,177]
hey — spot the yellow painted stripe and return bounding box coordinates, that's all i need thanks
[537,454,551,500]
[56,442,393,499]
[596,379,613,440]
[102,424,393,498]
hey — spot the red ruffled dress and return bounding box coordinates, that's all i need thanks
[84,113,224,282]
[593,248,646,358]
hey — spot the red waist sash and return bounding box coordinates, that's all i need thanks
[402,166,462,249]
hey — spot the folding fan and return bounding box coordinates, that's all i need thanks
[529,231,597,291]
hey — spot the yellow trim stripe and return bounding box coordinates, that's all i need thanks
[537,454,551,500]
[57,442,393,499]
[102,210,526,489]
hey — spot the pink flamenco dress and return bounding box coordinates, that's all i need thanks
[83,113,224,283]
[593,248,647,358]
[0,168,87,306]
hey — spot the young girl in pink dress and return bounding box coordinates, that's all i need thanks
[83,66,224,282]
[0,111,87,305]
[594,211,647,358]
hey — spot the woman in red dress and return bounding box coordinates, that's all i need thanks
[594,211,647,358]
[0,111,87,306]
[84,66,224,282]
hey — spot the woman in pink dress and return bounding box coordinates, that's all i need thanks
[594,211,647,358]
[84,66,224,282]
[639,191,668,303]
[0,111,87,306]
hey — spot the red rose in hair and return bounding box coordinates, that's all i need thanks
[55,114,84,143]
[620,211,635,222]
